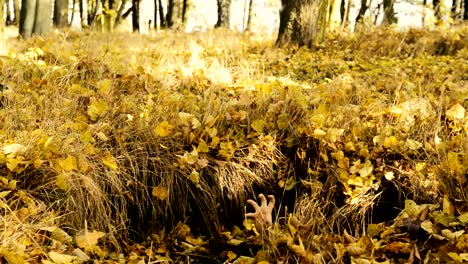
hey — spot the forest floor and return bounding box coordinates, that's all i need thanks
[0,25,467,264]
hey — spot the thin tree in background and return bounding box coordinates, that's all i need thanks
[132,0,139,31]
[166,0,180,28]
[5,0,12,25]
[215,0,231,27]
[245,0,253,31]
[20,0,37,38]
[464,0,468,19]
[34,0,53,34]
[157,0,166,27]
[276,0,328,48]
[13,0,20,25]
[382,0,397,24]
[53,0,69,28]
[329,0,342,31]
[0,0,4,34]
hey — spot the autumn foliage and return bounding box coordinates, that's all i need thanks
[0,26,467,263]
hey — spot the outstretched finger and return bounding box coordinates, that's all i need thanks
[247,199,261,210]
[267,195,275,209]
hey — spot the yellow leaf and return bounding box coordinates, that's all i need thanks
[277,113,289,130]
[188,170,200,184]
[6,158,20,171]
[1,247,24,264]
[97,79,112,96]
[178,147,199,165]
[205,127,218,137]
[75,230,106,250]
[227,251,237,261]
[328,128,344,143]
[383,136,399,149]
[312,129,326,138]
[87,98,109,121]
[384,171,395,181]
[102,151,118,171]
[3,143,27,154]
[155,120,174,137]
[178,112,194,123]
[56,174,68,191]
[251,119,266,133]
[358,160,373,178]
[152,186,169,200]
[204,115,217,128]
[48,252,78,264]
[58,155,78,172]
[191,117,202,129]
[40,226,73,244]
[197,140,209,153]
[446,103,465,120]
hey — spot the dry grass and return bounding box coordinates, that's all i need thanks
[0,25,466,262]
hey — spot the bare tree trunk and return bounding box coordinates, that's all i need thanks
[215,0,231,27]
[277,0,327,48]
[329,0,342,31]
[157,0,165,27]
[54,0,69,28]
[246,0,253,31]
[20,0,37,38]
[5,0,12,25]
[382,0,397,24]
[464,0,468,19]
[13,0,20,25]
[0,0,4,33]
[166,0,181,28]
[115,0,127,24]
[88,0,101,26]
[132,0,139,31]
[355,0,368,24]
[33,0,53,34]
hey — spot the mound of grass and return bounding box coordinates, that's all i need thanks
[0,26,467,263]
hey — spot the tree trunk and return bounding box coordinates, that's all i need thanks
[132,0,139,31]
[464,0,468,19]
[115,0,127,25]
[276,0,327,48]
[355,0,368,24]
[329,0,342,31]
[33,0,53,35]
[5,0,12,25]
[157,0,165,27]
[166,0,181,28]
[88,0,101,25]
[215,0,231,27]
[382,0,397,24]
[53,0,69,28]
[246,0,253,31]
[20,0,37,38]
[0,0,4,33]
[79,0,88,27]
[13,0,20,25]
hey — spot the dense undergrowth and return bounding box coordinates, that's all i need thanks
[0,25,467,263]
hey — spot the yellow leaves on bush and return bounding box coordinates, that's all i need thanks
[102,151,118,171]
[152,185,169,200]
[97,79,112,96]
[251,119,266,133]
[188,169,200,185]
[87,98,109,121]
[58,155,78,172]
[197,140,209,153]
[447,151,463,175]
[177,147,199,165]
[155,120,174,137]
[383,136,399,149]
[56,174,68,191]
